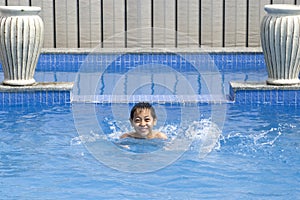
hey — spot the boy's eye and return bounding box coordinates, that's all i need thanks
[134,118,141,123]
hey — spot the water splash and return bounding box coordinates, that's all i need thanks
[219,122,297,155]
[71,117,222,158]
[70,130,104,145]
[252,123,295,146]
[185,120,221,158]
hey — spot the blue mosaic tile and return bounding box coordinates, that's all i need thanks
[296,91,300,103]
[234,91,245,104]
[3,92,9,105]
[53,91,60,104]
[277,90,284,103]
[258,91,265,103]
[270,91,276,103]
[59,91,66,103]
[0,90,71,106]
[250,90,258,103]
[285,90,296,105]
[15,92,23,104]
[47,91,54,105]
[0,92,3,105]
[231,88,300,105]
[24,92,30,105]
[245,92,253,105]
[28,93,36,105]
[1,51,269,73]
[35,91,41,103]
[1,52,299,105]
[264,90,271,104]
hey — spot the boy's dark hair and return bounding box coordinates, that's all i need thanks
[130,102,157,120]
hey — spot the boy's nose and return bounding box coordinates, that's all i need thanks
[140,120,146,126]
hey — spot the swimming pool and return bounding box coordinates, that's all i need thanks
[0,49,299,199]
[1,103,300,199]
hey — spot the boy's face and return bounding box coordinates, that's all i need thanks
[130,108,156,138]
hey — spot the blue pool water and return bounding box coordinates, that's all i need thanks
[1,52,300,199]
[1,103,300,199]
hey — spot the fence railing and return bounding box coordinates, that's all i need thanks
[1,0,299,48]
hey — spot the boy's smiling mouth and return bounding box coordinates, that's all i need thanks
[138,127,149,132]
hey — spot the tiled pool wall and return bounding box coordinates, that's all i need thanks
[0,48,299,106]
[35,50,265,73]
[229,82,300,105]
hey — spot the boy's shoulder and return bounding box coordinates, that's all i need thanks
[120,132,133,139]
[153,131,168,139]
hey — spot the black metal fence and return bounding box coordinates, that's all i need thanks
[2,0,299,48]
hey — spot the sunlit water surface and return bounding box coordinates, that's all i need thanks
[0,103,300,199]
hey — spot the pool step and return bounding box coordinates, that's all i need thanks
[4,81,300,105]
[0,82,73,105]
[229,81,300,105]
[71,94,229,104]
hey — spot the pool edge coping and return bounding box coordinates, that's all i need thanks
[0,82,73,92]
[40,47,263,54]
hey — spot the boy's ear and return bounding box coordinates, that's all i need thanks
[153,118,157,125]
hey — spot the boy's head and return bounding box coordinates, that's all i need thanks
[130,102,157,121]
[129,102,157,137]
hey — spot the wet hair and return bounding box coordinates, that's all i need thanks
[130,102,157,120]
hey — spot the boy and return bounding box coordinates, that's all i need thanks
[120,102,167,139]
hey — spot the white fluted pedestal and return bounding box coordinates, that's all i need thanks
[0,6,44,86]
[261,4,300,85]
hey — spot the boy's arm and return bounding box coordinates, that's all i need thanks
[120,133,130,139]
[157,132,168,139]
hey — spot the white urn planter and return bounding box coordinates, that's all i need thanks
[0,6,44,86]
[261,4,300,85]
